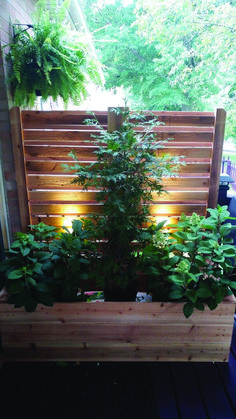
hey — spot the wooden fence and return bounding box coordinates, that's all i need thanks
[10,107,226,232]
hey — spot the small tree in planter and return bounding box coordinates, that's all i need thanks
[67,108,181,300]
[4,0,101,108]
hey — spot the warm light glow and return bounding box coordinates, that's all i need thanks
[151,205,173,216]
[155,216,170,226]
[63,205,82,214]
[62,216,79,231]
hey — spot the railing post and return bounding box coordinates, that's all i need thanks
[107,107,127,132]
[226,157,231,176]
[208,108,226,209]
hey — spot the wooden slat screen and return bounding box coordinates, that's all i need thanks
[14,108,226,231]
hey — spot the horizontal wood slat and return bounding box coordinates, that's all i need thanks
[21,110,215,127]
[28,190,209,203]
[1,301,233,323]
[1,324,231,345]
[1,344,230,363]
[26,161,211,174]
[22,110,108,127]
[28,215,181,228]
[27,175,210,189]
[16,108,225,229]
[24,145,212,159]
[29,203,207,217]
[23,130,214,143]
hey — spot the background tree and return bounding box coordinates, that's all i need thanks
[82,0,236,138]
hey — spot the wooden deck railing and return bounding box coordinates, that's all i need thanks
[10,107,226,231]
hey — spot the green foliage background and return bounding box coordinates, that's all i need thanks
[81,0,236,139]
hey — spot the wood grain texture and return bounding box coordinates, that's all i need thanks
[10,107,30,231]
[0,300,234,362]
[208,108,226,209]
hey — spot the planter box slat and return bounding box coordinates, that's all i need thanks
[0,301,235,362]
[2,343,231,363]
[0,301,234,323]
[1,323,232,345]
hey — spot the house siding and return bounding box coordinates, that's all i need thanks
[0,0,36,245]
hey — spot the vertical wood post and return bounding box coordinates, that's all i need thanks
[107,107,127,132]
[226,157,232,176]
[9,107,30,231]
[208,108,226,209]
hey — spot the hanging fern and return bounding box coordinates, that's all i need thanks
[4,0,102,108]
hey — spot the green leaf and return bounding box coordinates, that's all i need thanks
[169,255,179,266]
[207,299,218,311]
[10,240,22,249]
[143,245,159,255]
[167,275,183,285]
[194,301,205,311]
[25,295,38,312]
[219,224,233,237]
[147,266,161,276]
[215,288,227,304]
[195,255,206,267]
[54,265,67,279]
[197,247,212,254]
[35,251,52,261]
[21,247,31,257]
[212,256,224,263]
[183,301,194,318]
[8,269,24,280]
[196,287,212,298]
[185,289,197,303]
[229,281,236,290]
[169,286,184,299]
[8,280,24,294]
[155,220,168,230]
[36,283,50,292]
[172,244,186,252]
[26,276,37,286]
[36,292,54,307]
[33,263,43,275]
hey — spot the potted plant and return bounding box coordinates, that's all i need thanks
[67,107,181,300]
[4,0,101,108]
[0,107,235,362]
[0,208,236,362]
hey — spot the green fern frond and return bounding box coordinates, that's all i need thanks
[4,0,102,108]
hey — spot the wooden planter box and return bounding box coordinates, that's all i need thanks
[0,300,235,364]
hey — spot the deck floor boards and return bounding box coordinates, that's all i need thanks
[1,319,236,418]
[149,363,180,419]
[170,363,208,419]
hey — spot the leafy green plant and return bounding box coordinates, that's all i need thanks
[4,0,101,108]
[29,221,59,249]
[66,108,181,299]
[49,220,93,302]
[0,231,53,312]
[0,220,93,311]
[143,205,236,317]
[141,220,176,301]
